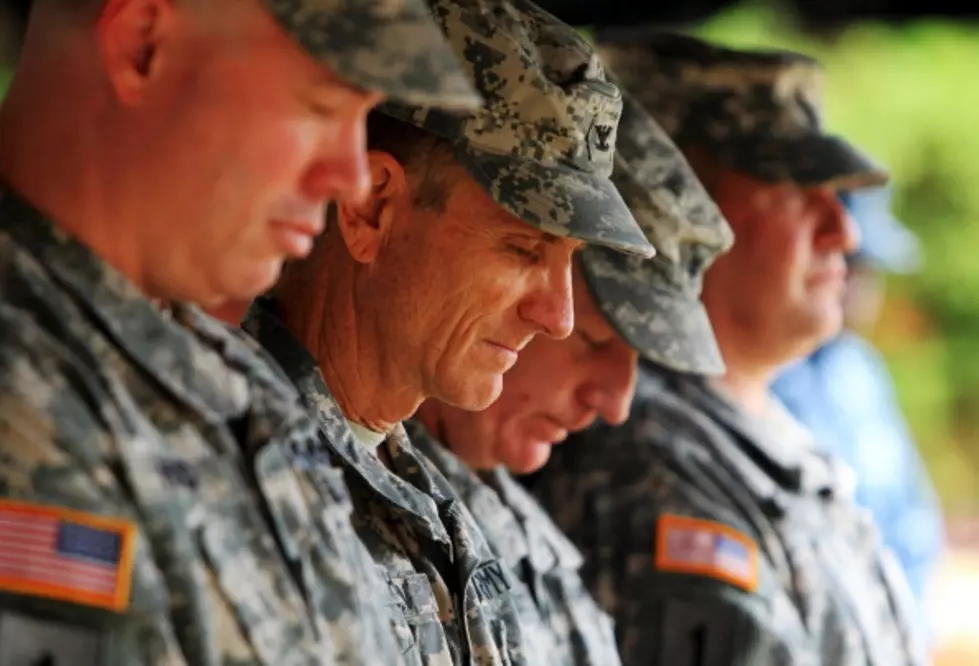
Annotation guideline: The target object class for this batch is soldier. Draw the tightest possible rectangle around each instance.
[408,89,732,666]
[527,33,927,666]
[772,185,944,645]
[0,0,478,664]
[243,0,654,663]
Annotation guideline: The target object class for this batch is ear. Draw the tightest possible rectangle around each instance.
[335,152,410,264]
[96,0,177,105]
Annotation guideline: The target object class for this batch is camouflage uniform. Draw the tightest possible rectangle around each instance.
[530,367,926,666]
[407,420,621,666]
[0,2,479,664]
[245,301,531,665]
[242,1,654,663]
[395,67,735,666]
[0,195,401,666]
[526,32,923,666]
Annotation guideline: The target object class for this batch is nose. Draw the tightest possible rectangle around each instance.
[302,91,383,206]
[577,344,639,426]
[517,259,575,340]
[818,193,861,255]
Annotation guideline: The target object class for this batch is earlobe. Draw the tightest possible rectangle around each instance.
[335,153,408,264]
[96,0,173,105]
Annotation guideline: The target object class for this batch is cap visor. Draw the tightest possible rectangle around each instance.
[727,133,889,190]
[457,146,655,258]
[581,247,725,375]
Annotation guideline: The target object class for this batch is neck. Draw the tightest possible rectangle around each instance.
[709,320,779,417]
[0,54,148,296]
[209,300,252,326]
[278,249,423,433]
[713,366,773,416]
[413,401,443,438]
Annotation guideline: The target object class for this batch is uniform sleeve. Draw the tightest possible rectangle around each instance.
[0,389,184,666]
[532,430,809,666]
[611,557,775,666]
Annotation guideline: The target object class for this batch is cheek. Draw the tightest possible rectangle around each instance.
[514,339,577,388]
[726,233,799,291]
[194,64,321,192]
[436,261,527,347]
[240,118,321,193]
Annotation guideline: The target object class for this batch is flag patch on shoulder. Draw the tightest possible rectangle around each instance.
[654,514,758,592]
[0,500,137,611]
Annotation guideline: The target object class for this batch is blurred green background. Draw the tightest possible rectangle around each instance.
[0,2,976,510]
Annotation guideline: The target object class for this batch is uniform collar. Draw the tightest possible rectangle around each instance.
[244,298,452,545]
[0,189,272,422]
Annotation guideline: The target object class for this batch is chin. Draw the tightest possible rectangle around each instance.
[222,259,285,303]
[440,373,504,412]
[789,309,843,359]
[501,439,553,475]
[814,306,845,343]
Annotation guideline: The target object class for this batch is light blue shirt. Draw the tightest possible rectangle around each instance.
[772,332,944,639]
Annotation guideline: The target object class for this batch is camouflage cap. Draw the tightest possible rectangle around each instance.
[595,31,888,190]
[267,0,481,110]
[580,89,733,375]
[376,0,654,258]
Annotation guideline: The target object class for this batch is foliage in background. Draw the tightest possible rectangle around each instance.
[692,2,979,509]
[0,2,977,507]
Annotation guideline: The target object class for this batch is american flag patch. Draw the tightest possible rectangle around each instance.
[654,514,758,592]
[0,500,136,611]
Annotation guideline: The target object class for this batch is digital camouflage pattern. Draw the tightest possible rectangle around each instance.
[244,300,537,666]
[0,191,404,665]
[526,362,928,666]
[378,0,654,258]
[595,32,888,190]
[773,332,945,644]
[407,419,622,666]
[267,0,480,109]
[579,88,732,375]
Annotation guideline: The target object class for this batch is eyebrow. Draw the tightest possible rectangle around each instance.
[541,232,585,251]
[502,226,585,252]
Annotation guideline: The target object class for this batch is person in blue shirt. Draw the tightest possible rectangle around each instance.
[772,186,945,639]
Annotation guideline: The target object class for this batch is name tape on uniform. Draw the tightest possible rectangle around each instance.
[654,514,758,592]
[0,500,136,612]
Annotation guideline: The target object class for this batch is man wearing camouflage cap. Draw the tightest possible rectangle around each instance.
[0,0,477,663]
[773,186,944,647]
[244,0,652,662]
[405,90,731,666]
[527,32,927,666]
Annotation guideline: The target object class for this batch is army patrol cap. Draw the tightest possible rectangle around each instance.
[581,90,733,375]
[378,0,655,258]
[595,31,888,190]
[267,0,481,109]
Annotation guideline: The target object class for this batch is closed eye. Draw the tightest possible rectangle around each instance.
[506,242,543,264]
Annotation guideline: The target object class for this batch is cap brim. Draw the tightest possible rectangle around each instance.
[270,0,481,110]
[580,248,725,375]
[722,132,889,190]
[457,146,655,258]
